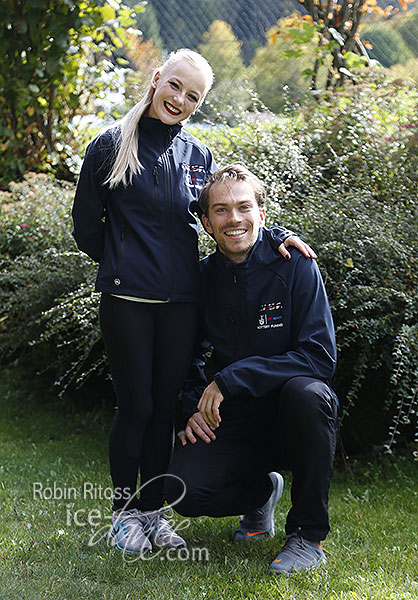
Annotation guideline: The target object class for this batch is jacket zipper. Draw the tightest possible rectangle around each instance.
[230,269,242,356]
[162,128,174,301]
[153,165,159,208]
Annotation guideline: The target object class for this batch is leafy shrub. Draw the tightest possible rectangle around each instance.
[189,101,318,207]
[279,186,418,455]
[1,70,417,455]
[0,250,97,358]
[294,69,418,206]
[0,173,75,257]
[32,284,105,395]
[389,56,418,86]
[0,173,103,392]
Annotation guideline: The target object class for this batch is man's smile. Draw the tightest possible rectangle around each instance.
[224,228,247,238]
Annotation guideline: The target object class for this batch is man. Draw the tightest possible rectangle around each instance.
[165,164,339,574]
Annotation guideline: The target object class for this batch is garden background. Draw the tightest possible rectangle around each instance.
[0,1,417,598]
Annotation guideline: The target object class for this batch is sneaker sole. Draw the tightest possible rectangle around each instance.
[267,472,284,536]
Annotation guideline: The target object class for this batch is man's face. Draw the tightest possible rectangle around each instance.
[202,180,266,263]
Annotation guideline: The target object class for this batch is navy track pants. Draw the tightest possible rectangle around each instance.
[166,376,339,541]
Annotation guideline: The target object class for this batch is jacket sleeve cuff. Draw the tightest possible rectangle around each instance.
[264,225,296,247]
[214,372,231,400]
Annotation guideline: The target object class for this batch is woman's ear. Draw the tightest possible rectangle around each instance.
[151,70,160,89]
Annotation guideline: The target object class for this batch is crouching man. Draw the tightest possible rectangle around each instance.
[166,164,339,574]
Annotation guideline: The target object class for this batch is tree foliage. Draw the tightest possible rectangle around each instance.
[124,36,162,102]
[0,0,144,188]
[248,22,315,112]
[270,0,416,91]
[198,20,250,119]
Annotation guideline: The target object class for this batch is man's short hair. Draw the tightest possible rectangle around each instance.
[199,164,266,216]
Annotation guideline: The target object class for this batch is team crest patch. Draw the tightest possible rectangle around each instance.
[257,301,283,329]
[183,164,207,189]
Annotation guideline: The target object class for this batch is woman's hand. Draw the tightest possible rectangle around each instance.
[278,235,317,260]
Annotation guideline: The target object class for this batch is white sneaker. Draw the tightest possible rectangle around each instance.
[142,507,186,549]
[108,508,152,554]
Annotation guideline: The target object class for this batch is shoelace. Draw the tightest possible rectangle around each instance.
[113,509,143,535]
[144,506,174,531]
[281,533,318,558]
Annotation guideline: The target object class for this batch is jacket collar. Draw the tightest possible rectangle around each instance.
[139,115,182,144]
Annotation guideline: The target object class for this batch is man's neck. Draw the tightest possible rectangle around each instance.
[218,249,251,264]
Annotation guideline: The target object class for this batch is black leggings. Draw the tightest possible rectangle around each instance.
[166,377,338,541]
[99,293,198,512]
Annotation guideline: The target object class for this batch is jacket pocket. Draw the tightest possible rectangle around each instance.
[115,223,127,276]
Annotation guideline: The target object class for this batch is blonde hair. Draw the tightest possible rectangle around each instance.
[105,49,213,189]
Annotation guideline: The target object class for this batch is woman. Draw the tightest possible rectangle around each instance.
[72,48,312,555]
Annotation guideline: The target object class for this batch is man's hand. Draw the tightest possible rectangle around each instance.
[179,412,217,446]
[278,235,317,260]
[197,380,224,429]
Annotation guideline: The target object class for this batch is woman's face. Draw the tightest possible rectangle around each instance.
[147,60,208,125]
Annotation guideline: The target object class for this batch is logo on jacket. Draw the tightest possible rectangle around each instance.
[257,301,283,330]
[183,164,206,189]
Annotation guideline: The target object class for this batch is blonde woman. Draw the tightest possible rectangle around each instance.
[72,49,313,555]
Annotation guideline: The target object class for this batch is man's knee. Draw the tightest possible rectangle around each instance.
[280,377,338,423]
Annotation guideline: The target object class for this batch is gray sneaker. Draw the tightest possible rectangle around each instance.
[108,508,152,554]
[233,472,284,542]
[269,532,326,574]
[142,507,187,550]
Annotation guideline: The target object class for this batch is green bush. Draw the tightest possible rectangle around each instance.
[1,70,417,455]
[0,173,75,257]
[294,70,418,205]
[32,284,105,395]
[0,250,97,358]
[0,174,103,392]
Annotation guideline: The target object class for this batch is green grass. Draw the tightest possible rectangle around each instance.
[0,363,417,600]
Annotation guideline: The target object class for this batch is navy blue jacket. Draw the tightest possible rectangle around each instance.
[182,228,337,419]
[72,116,217,302]
[72,117,293,302]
